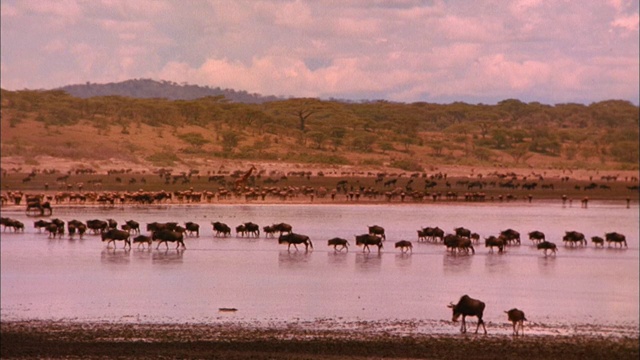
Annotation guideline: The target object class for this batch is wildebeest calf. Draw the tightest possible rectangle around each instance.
[394,240,412,253]
[132,235,153,249]
[505,308,527,335]
[591,236,604,248]
[327,237,349,252]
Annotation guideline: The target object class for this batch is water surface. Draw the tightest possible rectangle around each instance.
[1,202,638,335]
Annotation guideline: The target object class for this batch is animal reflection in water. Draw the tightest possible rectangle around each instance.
[152,248,185,264]
[100,248,130,265]
[448,294,487,334]
[278,233,313,252]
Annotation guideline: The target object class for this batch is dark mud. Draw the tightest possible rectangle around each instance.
[1,320,638,359]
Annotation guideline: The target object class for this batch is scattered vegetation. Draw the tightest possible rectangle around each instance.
[1,87,638,172]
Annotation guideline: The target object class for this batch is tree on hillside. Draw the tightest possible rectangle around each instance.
[221,131,240,154]
[507,144,532,164]
[177,132,210,152]
[285,98,325,132]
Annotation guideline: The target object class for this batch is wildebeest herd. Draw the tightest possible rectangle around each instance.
[1,216,629,256]
[0,216,632,336]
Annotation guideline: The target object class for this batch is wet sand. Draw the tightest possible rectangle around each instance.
[1,320,638,359]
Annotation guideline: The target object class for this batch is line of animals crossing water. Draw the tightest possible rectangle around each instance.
[0,216,632,336]
[1,217,629,255]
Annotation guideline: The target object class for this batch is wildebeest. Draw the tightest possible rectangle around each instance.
[33,219,51,233]
[87,219,108,234]
[67,219,86,239]
[327,237,349,252]
[418,226,444,242]
[278,233,313,251]
[132,235,153,249]
[272,222,293,235]
[528,230,545,244]
[447,295,487,334]
[45,223,60,238]
[184,222,200,237]
[146,222,178,233]
[563,231,586,246]
[537,241,557,256]
[395,240,413,253]
[355,234,383,253]
[500,229,521,245]
[1,217,23,232]
[106,218,118,229]
[505,308,527,335]
[101,229,131,249]
[605,232,627,248]
[591,236,605,247]
[125,220,140,233]
[367,225,386,241]
[211,221,231,237]
[1,218,24,232]
[485,236,505,253]
[431,227,445,242]
[444,234,475,254]
[243,222,260,237]
[152,230,186,250]
[263,225,277,237]
[26,200,53,216]
[235,224,246,237]
[417,228,430,242]
[454,227,471,239]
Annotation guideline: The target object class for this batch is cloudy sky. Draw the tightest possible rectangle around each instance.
[1,0,638,105]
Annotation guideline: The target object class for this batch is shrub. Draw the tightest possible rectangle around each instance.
[390,159,423,172]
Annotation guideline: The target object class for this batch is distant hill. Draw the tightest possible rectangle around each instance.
[55,78,283,104]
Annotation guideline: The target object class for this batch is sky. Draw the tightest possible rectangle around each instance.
[1,0,638,105]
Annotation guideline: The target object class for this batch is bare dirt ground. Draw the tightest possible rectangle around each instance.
[1,320,638,360]
[2,155,638,181]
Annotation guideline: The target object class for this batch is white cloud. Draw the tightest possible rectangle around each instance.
[612,14,639,31]
[1,0,638,104]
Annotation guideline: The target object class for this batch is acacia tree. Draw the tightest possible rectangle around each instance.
[285,98,324,132]
[177,132,210,152]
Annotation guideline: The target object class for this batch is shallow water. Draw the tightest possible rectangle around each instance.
[1,202,638,335]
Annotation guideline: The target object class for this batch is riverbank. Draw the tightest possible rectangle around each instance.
[1,320,638,360]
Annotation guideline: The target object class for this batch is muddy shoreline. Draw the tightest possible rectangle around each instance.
[1,320,638,359]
